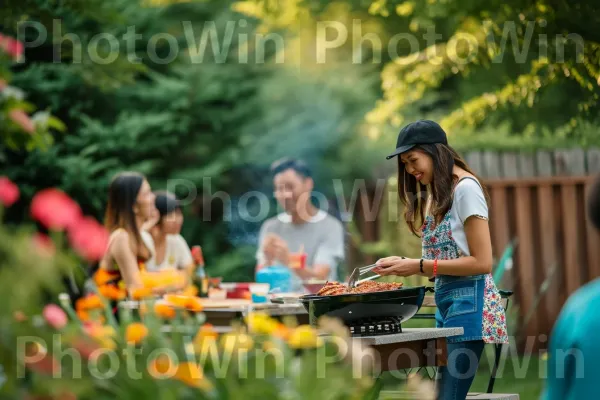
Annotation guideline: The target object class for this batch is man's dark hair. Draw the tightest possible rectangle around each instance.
[588,174,600,230]
[270,158,312,179]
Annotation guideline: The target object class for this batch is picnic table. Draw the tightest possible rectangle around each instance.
[199,297,461,370]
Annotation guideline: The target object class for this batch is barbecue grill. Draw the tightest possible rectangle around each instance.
[299,286,434,336]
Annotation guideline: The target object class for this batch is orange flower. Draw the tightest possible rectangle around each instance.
[98,285,126,301]
[125,322,149,344]
[140,272,160,289]
[272,323,291,340]
[164,294,203,311]
[77,310,90,321]
[195,324,219,340]
[94,267,115,286]
[193,324,219,354]
[14,310,27,322]
[75,294,104,312]
[138,302,148,316]
[148,353,177,378]
[154,303,176,319]
[130,287,153,300]
[164,294,189,309]
[173,362,212,390]
[185,297,203,312]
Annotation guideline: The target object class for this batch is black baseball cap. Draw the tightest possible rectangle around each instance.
[386,120,448,160]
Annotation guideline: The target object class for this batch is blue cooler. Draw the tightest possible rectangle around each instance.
[256,265,293,293]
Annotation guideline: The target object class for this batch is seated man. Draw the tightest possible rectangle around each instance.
[255,158,345,287]
[542,174,600,400]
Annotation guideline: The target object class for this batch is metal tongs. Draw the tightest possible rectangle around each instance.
[346,263,380,289]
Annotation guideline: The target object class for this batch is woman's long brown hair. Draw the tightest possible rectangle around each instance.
[398,143,489,236]
[104,172,152,260]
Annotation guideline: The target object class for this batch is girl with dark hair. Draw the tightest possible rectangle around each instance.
[373,120,508,400]
[146,191,194,274]
[96,172,156,291]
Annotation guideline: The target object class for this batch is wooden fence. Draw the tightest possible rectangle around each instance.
[466,149,600,346]
[352,148,600,349]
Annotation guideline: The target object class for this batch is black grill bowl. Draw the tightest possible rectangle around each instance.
[299,286,427,325]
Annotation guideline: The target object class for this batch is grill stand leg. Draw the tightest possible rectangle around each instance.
[487,343,503,393]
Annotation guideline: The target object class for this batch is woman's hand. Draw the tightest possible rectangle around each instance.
[142,209,160,231]
[372,256,420,277]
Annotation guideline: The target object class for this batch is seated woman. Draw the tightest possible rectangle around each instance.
[145,191,194,276]
[95,172,156,292]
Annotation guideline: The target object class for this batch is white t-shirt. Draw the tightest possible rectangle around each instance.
[256,210,345,283]
[448,177,489,256]
[143,233,194,271]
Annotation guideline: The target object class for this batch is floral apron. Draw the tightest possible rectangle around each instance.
[422,212,508,344]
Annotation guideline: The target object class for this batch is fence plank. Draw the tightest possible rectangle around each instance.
[537,185,561,328]
[561,184,583,296]
[489,186,511,257]
[518,152,536,178]
[536,151,553,177]
[587,149,600,174]
[482,151,501,179]
[554,149,586,176]
[501,152,519,178]
[514,186,538,340]
[466,151,484,177]
[585,182,600,279]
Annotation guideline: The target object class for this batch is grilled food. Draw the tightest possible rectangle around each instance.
[316,280,403,296]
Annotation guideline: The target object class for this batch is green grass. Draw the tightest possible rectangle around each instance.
[377,317,545,399]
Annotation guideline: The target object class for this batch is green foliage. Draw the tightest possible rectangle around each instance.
[2,0,382,280]
[363,0,600,143]
[0,199,380,399]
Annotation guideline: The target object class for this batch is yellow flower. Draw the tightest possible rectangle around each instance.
[173,362,212,391]
[85,324,116,349]
[125,322,149,344]
[262,340,278,352]
[193,324,220,354]
[96,335,117,350]
[247,312,279,335]
[164,294,203,311]
[194,336,218,355]
[288,325,323,349]
[220,333,254,354]
[182,285,198,297]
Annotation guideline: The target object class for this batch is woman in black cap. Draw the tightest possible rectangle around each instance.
[146,191,194,274]
[373,120,508,400]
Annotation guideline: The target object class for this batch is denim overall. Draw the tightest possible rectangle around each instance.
[421,178,508,400]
